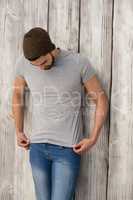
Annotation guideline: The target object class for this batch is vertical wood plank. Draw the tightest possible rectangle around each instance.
[75,1,113,199]
[0,0,24,199]
[107,0,133,199]
[48,0,80,51]
[6,1,49,200]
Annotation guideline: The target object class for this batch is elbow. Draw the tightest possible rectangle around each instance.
[96,91,109,115]
[104,92,109,113]
[11,93,24,120]
[101,93,109,117]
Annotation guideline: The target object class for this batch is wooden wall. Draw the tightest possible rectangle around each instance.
[0,0,132,199]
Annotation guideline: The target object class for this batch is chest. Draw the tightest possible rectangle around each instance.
[25,63,81,94]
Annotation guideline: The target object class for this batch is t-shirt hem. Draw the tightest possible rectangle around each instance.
[29,138,75,148]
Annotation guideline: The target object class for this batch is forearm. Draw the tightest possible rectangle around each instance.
[89,92,109,141]
[12,95,24,135]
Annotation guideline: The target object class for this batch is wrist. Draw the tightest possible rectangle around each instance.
[16,130,24,135]
[88,132,98,143]
[90,127,100,138]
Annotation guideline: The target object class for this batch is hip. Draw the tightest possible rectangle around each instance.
[29,142,81,167]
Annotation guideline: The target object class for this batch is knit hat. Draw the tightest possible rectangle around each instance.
[23,27,56,61]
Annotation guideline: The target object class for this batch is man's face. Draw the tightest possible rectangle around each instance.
[30,52,54,70]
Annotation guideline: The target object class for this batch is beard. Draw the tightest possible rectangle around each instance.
[43,64,53,70]
[43,53,55,70]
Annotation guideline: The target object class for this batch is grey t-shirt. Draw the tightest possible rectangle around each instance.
[14,49,96,147]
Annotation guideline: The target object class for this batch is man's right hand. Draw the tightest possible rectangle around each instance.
[16,132,30,150]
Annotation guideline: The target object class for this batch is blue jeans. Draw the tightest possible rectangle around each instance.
[29,142,81,200]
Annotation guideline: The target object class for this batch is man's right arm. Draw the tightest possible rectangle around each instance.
[12,76,30,149]
[12,77,26,133]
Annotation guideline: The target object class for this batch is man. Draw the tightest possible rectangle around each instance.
[12,27,109,200]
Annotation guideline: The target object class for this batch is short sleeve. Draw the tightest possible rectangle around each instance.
[14,56,25,79]
[80,56,96,84]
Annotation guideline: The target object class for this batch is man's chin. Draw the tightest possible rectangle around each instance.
[43,65,53,70]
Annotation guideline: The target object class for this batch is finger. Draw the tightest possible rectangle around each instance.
[18,144,28,148]
[20,145,29,150]
[73,148,81,154]
[18,142,30,147]
[24,143,30,148]
[24,146,29,150]
[73,147,82,153]
[18,137,30,143]
[21,135,29,141]
[22,141,30,145]
[27,138,30,143]
[18,138,26,143]
[19,133,29,140]
[73,142,82,147]
[74,143,82,149]
[74,149,82,154]
[74,150,83,155]
[18,136,27,142]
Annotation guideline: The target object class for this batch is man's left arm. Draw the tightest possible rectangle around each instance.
[73,75,109,154]
[84,75,109,141]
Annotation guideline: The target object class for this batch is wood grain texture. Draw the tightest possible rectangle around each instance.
[0,0,133,199]
[48,0,80,51]
[75,0,113,200]
[107,0,133,199]
[0,0,23,199]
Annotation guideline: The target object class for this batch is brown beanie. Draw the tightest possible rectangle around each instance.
[23,27,56,61]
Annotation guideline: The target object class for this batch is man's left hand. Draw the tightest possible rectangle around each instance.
[73,138,97,155]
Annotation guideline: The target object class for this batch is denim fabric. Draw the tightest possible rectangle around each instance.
[29,142,81,200]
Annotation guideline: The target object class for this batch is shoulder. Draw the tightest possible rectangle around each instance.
[14,54,29,85]
[59,49,81,67]
[15,54,28,68]
[57,49,96,76]
[61,49,92,67]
